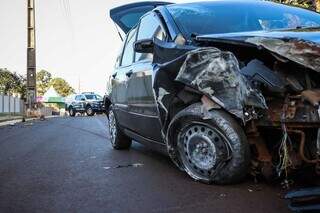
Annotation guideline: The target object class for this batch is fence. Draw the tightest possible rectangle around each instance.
[0,94,25,115]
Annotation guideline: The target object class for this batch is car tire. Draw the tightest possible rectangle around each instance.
[86,105,95,116]
[69,107,76,117]
[108,108,132,150]
[169,104,250,184]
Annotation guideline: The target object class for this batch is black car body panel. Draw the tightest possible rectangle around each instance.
[108,0,320,182]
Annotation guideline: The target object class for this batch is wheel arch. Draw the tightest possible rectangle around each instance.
[104,95,112,116]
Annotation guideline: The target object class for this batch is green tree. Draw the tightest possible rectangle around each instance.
[316,0,320,12]
[14,74,27,99]
[36,70,52,96]
[50,77,75,97]
[0,68,15,94]
[272,0,318,10]
[0,68,26,98]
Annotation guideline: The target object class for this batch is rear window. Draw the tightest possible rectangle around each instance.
[120,12,146,30]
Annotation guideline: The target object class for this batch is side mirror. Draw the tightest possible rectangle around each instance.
[81,98,86,101]
[134,39,154,53]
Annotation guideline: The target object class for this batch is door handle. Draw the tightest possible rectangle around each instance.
[126,70,133,78]
[112,73,117,78]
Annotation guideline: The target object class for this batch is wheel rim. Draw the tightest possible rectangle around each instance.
[108,111,116,145]
[70,109,73,115]
[87,107,93,115]
[178,123,230,179]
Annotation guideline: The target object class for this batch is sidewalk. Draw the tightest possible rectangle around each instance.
[0,115,23,123]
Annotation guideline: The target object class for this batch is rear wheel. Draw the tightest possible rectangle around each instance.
[86,106,95,116]
[108,108,131,150]
[170,104,250,184]
[69,107,76,117]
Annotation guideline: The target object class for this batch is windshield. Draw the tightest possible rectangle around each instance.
[84,94,101,100]
[167,1,320,37]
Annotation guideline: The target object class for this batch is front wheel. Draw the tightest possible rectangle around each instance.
[169,104,250,184]
[108,108,131,150]
[69,107,76,117]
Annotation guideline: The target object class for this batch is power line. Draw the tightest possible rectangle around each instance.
[60,0,75,43]
[66,0,72,19]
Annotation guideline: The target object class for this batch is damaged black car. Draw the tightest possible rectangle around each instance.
[106,0,320,184]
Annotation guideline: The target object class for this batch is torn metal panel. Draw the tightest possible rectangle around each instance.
[152,39,196,126]
[201,95,221,111]
[246,37,320,72]
[157,87,170,114]
[174,48,267,120]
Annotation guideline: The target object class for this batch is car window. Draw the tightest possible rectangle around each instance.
[75,95,81,101]
[121,28,137,67]
[85,94,100,100]
[135,13,166,62]
[115,40,126,68]
[119,11,149,31]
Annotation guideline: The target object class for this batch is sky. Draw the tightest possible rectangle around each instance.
[0,0,189,95]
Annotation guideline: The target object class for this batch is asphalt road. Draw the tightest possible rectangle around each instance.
[0,116,291,213]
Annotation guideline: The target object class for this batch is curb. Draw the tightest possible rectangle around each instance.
[0,115,59,127]
[0,117,23,123]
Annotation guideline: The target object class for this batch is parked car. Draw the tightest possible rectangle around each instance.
[106,1,320,184]
[67,92,104,116]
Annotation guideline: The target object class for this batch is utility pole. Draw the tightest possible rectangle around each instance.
[27,0,37,110]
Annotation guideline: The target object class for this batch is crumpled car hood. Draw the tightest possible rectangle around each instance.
[197,29,320,72]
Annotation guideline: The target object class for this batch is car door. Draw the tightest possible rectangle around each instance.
[125,12,168,142]
[110,28,138,129]
[109,2,172,138]
[72,95,82,111]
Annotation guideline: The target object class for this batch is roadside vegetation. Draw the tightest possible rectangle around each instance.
[0,68,75,98]
[36,70,75,97]
[272,0,320,11]
[0,68,26,98]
